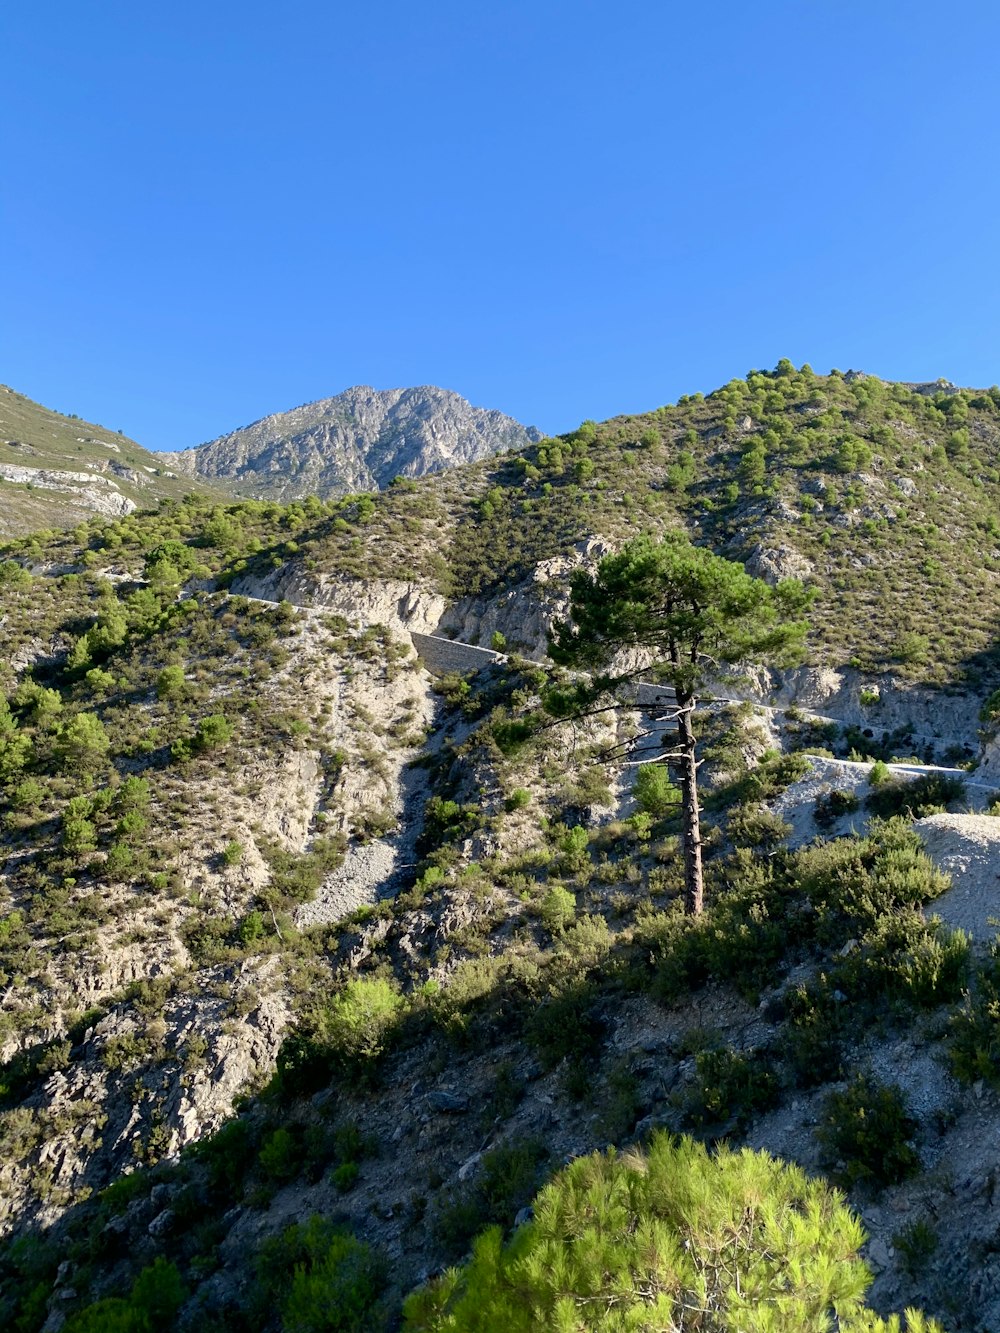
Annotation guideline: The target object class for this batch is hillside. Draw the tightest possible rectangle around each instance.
[0,385,216,537]
[3,363,1000,1330]
[161,385,543,500]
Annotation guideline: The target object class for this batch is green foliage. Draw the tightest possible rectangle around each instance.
[259,1127,300,1182]
[865,773,965,820]
[65,1257,186,1332]
[0,560,31,589]
[868,760,892,786]
[332,1160,359,1192]
[503,786,531,812]
[222,839,244,866]
[254,1216,386,1333]
[948,938,1000,1087]
[191,712,234,754]
[893,1218,938,1278]
[538,885,576,934]
[433,1138,548,1260]
[404,1132,939,1331]
[420,796,482,854]
[680,1046,780,1131]
[816,1076,920,1190]
[155,665,187,700]
[551,532,814,695]
[814,788,861,829]
[315,976,405,1068]
[525,983,604,1071]
[633,763,681,816]
[57,712,110,771]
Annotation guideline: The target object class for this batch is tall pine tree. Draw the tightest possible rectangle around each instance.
[550,533,813,914]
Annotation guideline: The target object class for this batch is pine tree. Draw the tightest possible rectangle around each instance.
[550,533,812,913]
[403,1132,941,1331]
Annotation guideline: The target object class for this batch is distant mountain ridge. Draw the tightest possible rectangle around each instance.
[160,385,542,500]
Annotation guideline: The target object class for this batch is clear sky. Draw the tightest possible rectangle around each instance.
[4,1,1000,450]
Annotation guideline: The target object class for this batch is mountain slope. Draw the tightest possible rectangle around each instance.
[0,385,215,537]
[3,363,1000,1330]
[234,363,1000,698]
[161,385,542,500]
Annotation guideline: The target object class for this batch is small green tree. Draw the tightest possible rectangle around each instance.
[551,533,812,913]
[634,763,681,816]
[155,665,187,701]
[192,713,233,753]
[403,1133,941,1332]
[318,976,405,1067]
[58,712,111,772]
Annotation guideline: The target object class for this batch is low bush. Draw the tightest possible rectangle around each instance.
[253,1216,387,1333]
[865,773,966,820]
[816,1075,920,1190]
[64,1257,186,1332]
[538,885,576,934]
[317,976,406,1068]
[433,1138,548,1260]
[814,788,860,829]
[680,1045,779,1131]
[948,940,1000,1086]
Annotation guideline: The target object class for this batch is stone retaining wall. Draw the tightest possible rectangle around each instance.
[410,631,678,712]
[409,632,502,675]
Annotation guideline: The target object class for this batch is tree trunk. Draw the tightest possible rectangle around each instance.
[674,689,703,915]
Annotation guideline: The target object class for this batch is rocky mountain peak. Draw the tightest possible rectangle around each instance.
[160,384,542,500]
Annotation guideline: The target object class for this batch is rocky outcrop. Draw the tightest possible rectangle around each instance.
[162,386,542,500]
[744,541,814,584]
[735,664,982,756]
[0,463,137,517]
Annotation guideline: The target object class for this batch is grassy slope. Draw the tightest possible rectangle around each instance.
[0,384,221,536]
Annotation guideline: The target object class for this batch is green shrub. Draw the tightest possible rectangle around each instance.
[332,1160,359,1192]
[155,665,187,700]
[259,1127,299,1182]
[254,1216,386,1333]
[9,777,45,812]
[680,1046,780,1130]
[539,885,576,934]
[868,760,891,786]
[65,1257,187,1332]
[835,916,970,1011]
[781,982,845,1088]
[893,1217,938,1278]
[0,560,31,589]
[191,1117,256,1200]
[192,712,234,754]
[222,840,244,866]
[795,820,950,942]
[814,788,860,828]
[948,940,1000,1086]
[503,787,531,812]
[865,773,966,819]
[634,764,681,816]
[404,1133,941,1331]
[433,1138,548,1260]
[726,803,791,848]
[816,1075,920,1190]
[58,712,110,771]
[525,983,604,1071]
[317,976,405,1068]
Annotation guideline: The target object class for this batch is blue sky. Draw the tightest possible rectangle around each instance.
[3,2,1000,450]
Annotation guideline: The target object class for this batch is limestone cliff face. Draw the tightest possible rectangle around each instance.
[162,385,542,499]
